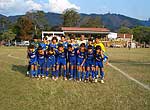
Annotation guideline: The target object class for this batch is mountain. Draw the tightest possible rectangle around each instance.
[0,12,150,31]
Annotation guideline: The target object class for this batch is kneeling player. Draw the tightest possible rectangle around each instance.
[46,47,56,80]
[27,45,38,78]
[95,46,105,83]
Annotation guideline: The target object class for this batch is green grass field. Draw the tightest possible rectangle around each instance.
[0,47,150,110]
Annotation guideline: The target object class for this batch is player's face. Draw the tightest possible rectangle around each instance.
[48,50,53,54]
[96,49,100,53]
[88,41,92,45]
[34,39,38,42]
[88,49,92,53]
[58,47,64,51]
[81,35,85,41]
[52,39,57,44]
[43,39,47,43]
[95,38,99,43]
[80,47,85,51]
[61,37,65,41]
[29,48,33,52]
[38,50,43,54]
[71,38,75,42]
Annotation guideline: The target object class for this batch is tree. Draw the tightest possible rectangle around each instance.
[62,8,80,27]
[0,17,10,32]
[14,16,33,40]
[0,29,16,45]
[118,27,133,34]
[80,16,103,27]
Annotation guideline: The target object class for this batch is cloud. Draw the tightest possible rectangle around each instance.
[49,0,80,13]
[0,0,80,16]
[0,0,43,16]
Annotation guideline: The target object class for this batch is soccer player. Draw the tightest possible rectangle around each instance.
[94,36,108,65]
[45,47,56,80]
[49,37,58,50]
[95,46,105,83]
[27,45,37,78]
[39,37,49,51]
[77,43,86,81]
[56,44,67,80]
[59,35,68,50]
[85,45,95,82]
[37,46,46,79]
[67,44,77,80]
[69,35,79,49]
[86,38,94,49]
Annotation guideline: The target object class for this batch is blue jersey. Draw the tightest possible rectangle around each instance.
[56,50,67,59]
[60,41,68,49]
[49,43,58,50]
[31,41,39,50]
[77,50,86,59]
[46,51,56,67]
[28,50,37,65]
[70,43,79,49]
[86,50,95,61]
[39,42,49,51]
[68,49,77,60]
[95,52,103,62]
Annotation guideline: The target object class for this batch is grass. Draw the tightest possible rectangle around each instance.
[0,47,150,110]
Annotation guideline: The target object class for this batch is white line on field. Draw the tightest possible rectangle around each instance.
[109,63,150,91]
[8,54,26,61]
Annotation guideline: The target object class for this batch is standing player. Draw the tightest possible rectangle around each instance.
[69,35,79,49]
[85,45,95,82]
[67,44,77,80]
[56,44,67,80]
[77,43,86,81]
[59,35,68,50]
[37,46,46,79]
[45,47,56,80]
[95,46,105,83]
[49,37,58,50]
[39,37,49,51]
[27,45,38,78]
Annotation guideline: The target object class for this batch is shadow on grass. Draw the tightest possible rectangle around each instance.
[12,64,27,75]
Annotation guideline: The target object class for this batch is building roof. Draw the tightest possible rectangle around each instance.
[117,34,133,39]
[60,27,110,34]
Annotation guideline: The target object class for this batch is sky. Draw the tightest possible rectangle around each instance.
[0,0,149,20]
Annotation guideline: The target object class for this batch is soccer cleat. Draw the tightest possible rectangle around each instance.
[45,77,49,80]
[69,78,73,80]
[79,79,81,81]
[64,77,67,81]
[101,80,104,84]
[52,76,55,80]
[95,79,98,83]
[26,71,29,75]
[55,77,58,81]
[38,75,41,78]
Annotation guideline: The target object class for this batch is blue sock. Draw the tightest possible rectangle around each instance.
[56,70,59,77]
[30,70,34,77]
[35,70,38,76]
[86,71,89,79]
[64,70,66,77]
[70,69,73,78]
[41,69,44,76]
[73,69,76,79]
[52,71,55,77]
[38,68,41,76]
[46,71,49,77]
[92,70,95,79]
[78,71,81,79]
[95,71,98,78]
[81,72,85,80]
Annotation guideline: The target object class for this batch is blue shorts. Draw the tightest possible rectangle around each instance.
[29,58,37,65]
[86,59,95,67]
[46,60,56,68]
[77,58,85,66]
[95,61,103,68]
[69,57,76,66]
[38,59,45,67]
[57,57,66,65]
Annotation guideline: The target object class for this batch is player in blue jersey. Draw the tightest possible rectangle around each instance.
[69,35,79,49]
[45,47,56,80]
[56,44,67,80]
[37,46,46,79]
[77,43,86,81]
[86,38,94,50]
[95,46,105,83]
[39,37,49,51]
[85,45,95,82]
[59,35,68,50]
[67,44,77,80]
[27,45,37,78]
[49,37,58,50]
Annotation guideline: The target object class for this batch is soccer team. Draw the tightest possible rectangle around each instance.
[27,35,108,83]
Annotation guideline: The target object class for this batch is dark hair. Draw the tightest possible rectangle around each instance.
[88,38,93,42]
[88,45,93,49]
[38,46,43,50]
[96,46,101,50]
[68,44,72,48]
[33,35,38,39]
[52,37,58,42]
[43,36,47,40]
[28,45,34,49]
[70,35,75,39]
[58,44,63,48]
[80,43,85,47]
[95,36,99,39]
[48,47,54,51]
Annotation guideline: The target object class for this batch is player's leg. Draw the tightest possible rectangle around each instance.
[100,67,105,83]
[73,65,76,80]
[69,64,74,80]
[52,66,55,80]
[81,66,85,81]
[63,65,67,80]
[30,65,35,78]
